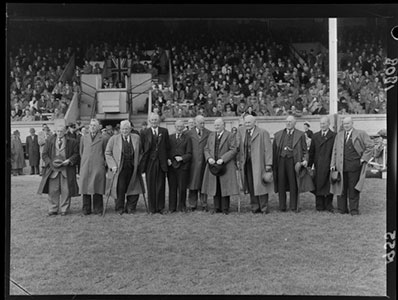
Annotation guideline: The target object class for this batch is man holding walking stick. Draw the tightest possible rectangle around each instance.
[105,120,144,215]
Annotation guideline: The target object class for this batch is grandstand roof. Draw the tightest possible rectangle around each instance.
[6,4,398,20]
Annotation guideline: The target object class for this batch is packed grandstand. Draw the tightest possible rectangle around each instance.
[9,19,388,123]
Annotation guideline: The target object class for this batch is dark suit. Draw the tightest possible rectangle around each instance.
[168,132,192,212]
[308,129,336,211]
[26,134,40,174]
[273,128,308,211]
[141,127,170,214]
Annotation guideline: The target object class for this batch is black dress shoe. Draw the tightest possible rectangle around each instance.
[48,212,57,216]
[117,210,124,215]
[223,211,229,215]
[83,211,91,215]
[60,212,67,216]
[202,207,209,212]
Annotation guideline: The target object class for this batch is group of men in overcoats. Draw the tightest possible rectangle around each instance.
[37,113,374,217]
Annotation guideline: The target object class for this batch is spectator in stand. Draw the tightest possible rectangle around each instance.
[21,108,36,121]
[92,63,102,74]
[236,100,247,116]
[223,104,236,117]
[11,109,21,121]
[52,81,64,100]
[50,108,64,120]
[82,60,93,74]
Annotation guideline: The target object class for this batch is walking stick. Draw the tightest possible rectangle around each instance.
[138,172,149,214]
[102,171,116,217]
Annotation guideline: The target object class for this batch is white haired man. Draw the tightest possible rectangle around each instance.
[330,116,374,215]
[140,113,170,214]
[105,120,143,215]
[308,116,336,212]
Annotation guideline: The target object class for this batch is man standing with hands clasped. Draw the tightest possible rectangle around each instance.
[201,118,239,215]
[37,122,79,216]
[141,113,170,214]
[105,120,143,215]
[330,116,373,215]
[237,115,273,214]
[273,115,308,212]
[167,119,193,213]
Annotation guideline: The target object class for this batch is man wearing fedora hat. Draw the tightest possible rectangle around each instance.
[26,127,40,175]
[330,117,374,215]
[201,118,239,214]
[237,115,273,214]
[167,119,192,213]
[308,116,337,212]
[273,115,308,212]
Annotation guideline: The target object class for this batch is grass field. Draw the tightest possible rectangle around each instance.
[8,173,387,296]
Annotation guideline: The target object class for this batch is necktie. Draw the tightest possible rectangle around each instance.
[218,133,222,140]
[322,131,326,137]
[198,130,202,137]
[177,133,180,140]
[247,129,251,136]
[58,139,62,149]
[345,131,350,142]
[153,129,157,136]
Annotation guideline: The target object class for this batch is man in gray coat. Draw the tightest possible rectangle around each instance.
[187,115,211,212]
[237,115,273,214]
[79,119,110,215]
[330,116,374,215]
[201,118,239,214]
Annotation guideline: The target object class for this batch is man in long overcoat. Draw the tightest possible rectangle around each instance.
[26,128,40,175]
[11,130,26,176]
[237,115,273,214]
[330,116,374,215]
[201,118,239,214]
[140,113,170,214]
[273,115,308,212]
[167,119,192,212]
[308,116,336,212]
[37,123,79,216]
[38,125,53,175]
[187,115,211,211]
[79,119,110,215]
[105,120,143,215]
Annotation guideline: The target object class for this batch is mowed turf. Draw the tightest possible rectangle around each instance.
[9,174,386,296]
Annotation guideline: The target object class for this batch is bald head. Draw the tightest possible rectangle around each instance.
[244,114,256,130]
[342,116,353,132]
[285,115,296,130]
[214,118,225,133]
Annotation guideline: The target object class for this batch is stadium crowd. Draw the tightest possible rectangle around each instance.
[9,20,388,122]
